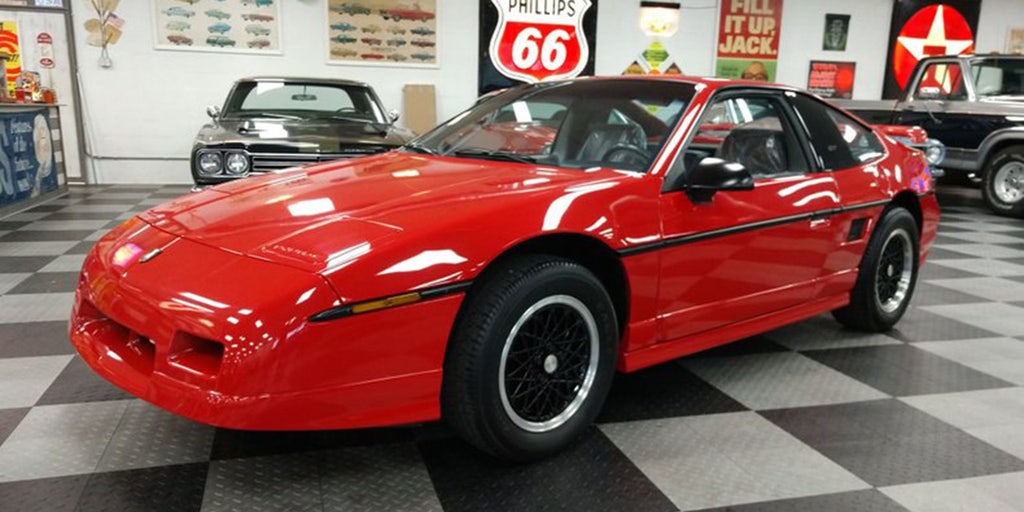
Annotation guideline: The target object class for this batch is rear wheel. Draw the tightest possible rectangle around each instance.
[833,207,919,332]
[982,145,1024,218]
[442,255,618,461]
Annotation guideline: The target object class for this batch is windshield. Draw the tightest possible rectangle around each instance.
[972,58,1024,98]
[223,81,386,122]
[411,79,696,172]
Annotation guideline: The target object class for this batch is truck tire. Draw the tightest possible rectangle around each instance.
[982,145,1024,218]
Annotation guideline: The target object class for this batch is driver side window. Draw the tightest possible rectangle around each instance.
[683,96,807,179]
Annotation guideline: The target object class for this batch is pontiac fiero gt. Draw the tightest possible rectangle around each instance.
[71,77,938,461]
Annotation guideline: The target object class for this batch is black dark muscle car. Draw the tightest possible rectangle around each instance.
[191,77,414,187]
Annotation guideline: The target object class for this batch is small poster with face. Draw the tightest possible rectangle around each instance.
[823,14,850,51]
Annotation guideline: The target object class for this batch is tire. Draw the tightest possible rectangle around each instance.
[442,254,618,461]
[981,145,1024,218]
[832,207,919,332]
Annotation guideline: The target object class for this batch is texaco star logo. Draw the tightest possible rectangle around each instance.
[892,4,975,92]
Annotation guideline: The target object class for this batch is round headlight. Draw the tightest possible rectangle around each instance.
[225,152,250,175]
[925,140,945,167]
[198,152,222,175]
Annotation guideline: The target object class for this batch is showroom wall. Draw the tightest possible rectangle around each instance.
[72,0,1024,184]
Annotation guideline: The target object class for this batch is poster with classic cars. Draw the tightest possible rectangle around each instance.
[153,0,282,54]
[326,0,437,67]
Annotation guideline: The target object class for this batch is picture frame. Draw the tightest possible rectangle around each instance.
[325,0,439,69]
[153,0,283,55]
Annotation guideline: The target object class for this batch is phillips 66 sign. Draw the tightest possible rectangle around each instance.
[488,0,593,83]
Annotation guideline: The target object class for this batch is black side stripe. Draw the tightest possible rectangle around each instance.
[619,199,890,257]
[309,280,474,322]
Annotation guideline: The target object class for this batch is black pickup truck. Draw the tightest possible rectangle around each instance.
[835,54,1024,218]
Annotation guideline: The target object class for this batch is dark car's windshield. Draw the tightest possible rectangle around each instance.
[223,81,387,123]
[410,79,696,172]
[972,58,1024,98]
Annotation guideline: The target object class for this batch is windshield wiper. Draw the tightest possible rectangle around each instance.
[234,112,303,120]
[450,149,538,164]
[403,142,438,155]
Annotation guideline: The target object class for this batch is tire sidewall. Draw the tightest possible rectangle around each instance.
[475,264,618,458]
[982,148,1024,216]
[865,209,920,327]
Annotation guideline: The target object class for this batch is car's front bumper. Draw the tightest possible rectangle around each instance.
[70,222,464,430]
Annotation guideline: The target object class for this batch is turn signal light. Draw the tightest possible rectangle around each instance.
[350,292,422,314]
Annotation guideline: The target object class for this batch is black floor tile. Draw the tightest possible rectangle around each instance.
[762,400,1024,486]
[210,425,416,460]
[0,407,28,445]
[35,357,133,405]
[596,362,747,424]
[0,321,74,357]
[936,224,972,234]
[0,256,59,273]
[695,489,909,512]
[918,263,983,280]
[63,241,97,255]
[689,334,789,358]
[419,428,676,512]
[0,474,88,512]
[923,246,971,261]
[0,230,97,242]
[26,203,66,213]
[0,221,30,231]
[910,282,990,306]
[890,307,1000,342]
[6,272,79,294]
[804,344,1013,396]
[75,463,208,512]
[75,199,142,205]
[43,212,121,221]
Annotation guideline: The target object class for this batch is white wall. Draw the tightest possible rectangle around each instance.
[72,0,1024,184]
[71,0,478,184]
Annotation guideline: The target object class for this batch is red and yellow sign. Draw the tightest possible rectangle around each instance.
[892,4,974,91]
[714,0,783,82]
[0,21,21,96]
[488,0,592,83]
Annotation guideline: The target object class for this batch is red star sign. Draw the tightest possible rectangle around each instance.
[892,4,975,92]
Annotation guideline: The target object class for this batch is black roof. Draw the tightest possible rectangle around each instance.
[236,76,372,88]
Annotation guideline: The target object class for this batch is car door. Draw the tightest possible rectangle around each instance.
[657,91,841,342]
[893,59,984,151]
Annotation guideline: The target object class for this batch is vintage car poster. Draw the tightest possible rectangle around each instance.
[326,0,438,67]
[0,109,57,207]
[807,61,856,99]
[477,0,598,94]
[715,0,783,82]
[153,0,282,54]
[881,0,980,99]
[822,13,849,51]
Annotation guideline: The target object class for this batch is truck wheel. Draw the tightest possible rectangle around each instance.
[982,145,1024,218]
[442,254,618,461]
[832,207,919,332]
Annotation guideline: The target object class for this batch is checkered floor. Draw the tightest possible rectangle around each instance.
[2,184,1024,511]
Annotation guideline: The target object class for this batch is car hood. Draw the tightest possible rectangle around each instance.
[141,152,626,273]
[197,118,413,152]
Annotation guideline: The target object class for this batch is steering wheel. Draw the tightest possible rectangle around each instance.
[602,144,649,167]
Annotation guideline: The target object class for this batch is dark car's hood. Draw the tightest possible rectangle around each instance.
[141,152,632,273]
[196,117,413,152]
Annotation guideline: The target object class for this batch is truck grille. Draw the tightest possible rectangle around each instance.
[250,152,374,173]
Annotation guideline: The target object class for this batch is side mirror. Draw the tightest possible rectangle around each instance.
[388,109,400,123]
[916,86,941,100]
[206,105,221,119]
[685,157,754,203]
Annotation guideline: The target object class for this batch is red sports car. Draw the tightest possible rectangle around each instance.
[71,77,938,461]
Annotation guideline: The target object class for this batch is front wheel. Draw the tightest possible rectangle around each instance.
[982,146,1024,218]
[833,207,919,332]
[442,255,618,461]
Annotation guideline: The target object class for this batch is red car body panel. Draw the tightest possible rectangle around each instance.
[71,77,939,430]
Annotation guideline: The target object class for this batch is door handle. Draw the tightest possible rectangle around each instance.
[809,210,831,228]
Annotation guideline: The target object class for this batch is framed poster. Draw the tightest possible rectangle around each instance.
[154,0,282,54]
[822,14,849,51]
[0,109,58,207]
[326,0,437,68]
[715,0,783,82]
[807,61,856,99]
[881,0,980,99]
